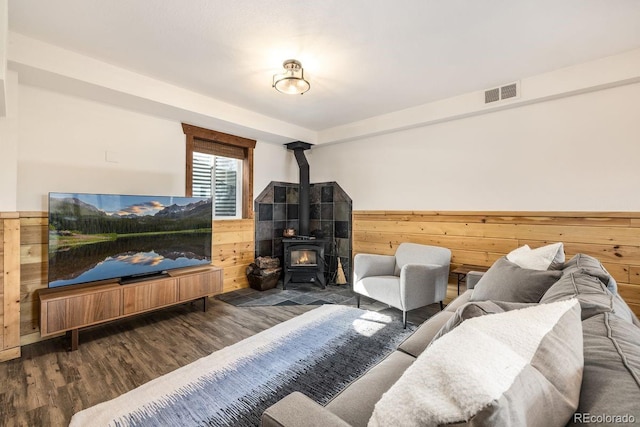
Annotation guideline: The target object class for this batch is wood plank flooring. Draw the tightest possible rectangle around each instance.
[0,297,440,426]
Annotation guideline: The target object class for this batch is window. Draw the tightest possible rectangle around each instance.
[183,124,256,219]
[192,152,242,217]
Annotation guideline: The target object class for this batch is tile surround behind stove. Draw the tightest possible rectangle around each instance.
[254,181,353,284]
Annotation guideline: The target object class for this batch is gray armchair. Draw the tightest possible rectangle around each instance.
[353,243,451,327]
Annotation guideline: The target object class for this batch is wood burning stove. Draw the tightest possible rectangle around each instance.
[283,237,327,289]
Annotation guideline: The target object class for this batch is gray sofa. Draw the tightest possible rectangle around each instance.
[262,253,640,426]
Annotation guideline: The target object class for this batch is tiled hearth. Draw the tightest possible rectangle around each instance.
[254,181,352,285]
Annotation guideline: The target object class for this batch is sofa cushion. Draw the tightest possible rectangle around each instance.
[397,290,473,358]
[506,242,565,270]
[562,253,617,292]
[397,311,454,358]
[470,257,562,303]
[567,313,640,425]
[613,292,640,326]
[444,289,473,312]
[369,299,583,427]
[325,350,415,427]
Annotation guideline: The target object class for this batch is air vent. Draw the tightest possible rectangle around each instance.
[484,88,500,104]
[484,81,520,104]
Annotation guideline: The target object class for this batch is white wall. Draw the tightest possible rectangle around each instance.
[310,82,640,211]
[254,143,299,197]
[0,0,7,117]
[16,84,297,211]
[15,75,640,213]
[0,69,17,211]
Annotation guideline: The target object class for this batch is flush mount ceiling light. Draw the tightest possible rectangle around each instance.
[272,59,310,95]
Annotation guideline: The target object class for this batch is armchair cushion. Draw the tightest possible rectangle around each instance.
[355,276,402,308]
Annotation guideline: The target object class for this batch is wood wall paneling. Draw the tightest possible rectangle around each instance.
[212,219,253,293]
[1,216,21,362]
[353,211,640,316]
[16,210,640,348]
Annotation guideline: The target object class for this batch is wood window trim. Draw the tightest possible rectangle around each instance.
[182,123,256,219]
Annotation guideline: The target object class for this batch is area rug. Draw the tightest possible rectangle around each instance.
[69,305,416,427]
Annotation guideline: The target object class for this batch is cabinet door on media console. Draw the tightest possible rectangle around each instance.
[122,278,178,315]
[177,268,223,301]
[42,287,121,336]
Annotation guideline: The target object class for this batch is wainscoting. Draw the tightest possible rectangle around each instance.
[18,212,254,345]
[0,213,21,361]
[353,211,640,316]
[12,210,640,347]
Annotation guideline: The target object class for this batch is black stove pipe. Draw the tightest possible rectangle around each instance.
[285,141,313,237]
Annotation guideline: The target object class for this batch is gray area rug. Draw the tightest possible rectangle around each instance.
[69,305,416,427]
[216,282,357,307]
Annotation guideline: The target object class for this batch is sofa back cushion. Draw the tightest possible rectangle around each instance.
[540,272,614,320]
[369,299,584,427]
[562,253,617,292]
[567,313,640,425]
[470,257,562,303]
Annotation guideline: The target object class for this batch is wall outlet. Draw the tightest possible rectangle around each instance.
[105,150,120,163]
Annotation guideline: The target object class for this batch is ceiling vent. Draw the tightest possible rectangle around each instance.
[484,81,520,104]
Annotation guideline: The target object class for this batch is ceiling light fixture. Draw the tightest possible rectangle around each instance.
[272,59,310,95]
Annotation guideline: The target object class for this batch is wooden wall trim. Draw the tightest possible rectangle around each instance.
[355,210,640,219]
[353,210,640,316]
[181,123,257,149]
[1,217,21,361]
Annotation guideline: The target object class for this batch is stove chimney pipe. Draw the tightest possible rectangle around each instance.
[285,141,312,237]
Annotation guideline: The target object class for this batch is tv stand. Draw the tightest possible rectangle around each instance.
[39,265,223,351]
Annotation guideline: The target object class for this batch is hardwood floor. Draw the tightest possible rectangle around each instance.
[0,297,440,426]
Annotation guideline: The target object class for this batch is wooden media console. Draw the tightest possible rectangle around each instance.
[39,265,223,350]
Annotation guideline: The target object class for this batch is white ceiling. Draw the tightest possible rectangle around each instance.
[8,0,640,132]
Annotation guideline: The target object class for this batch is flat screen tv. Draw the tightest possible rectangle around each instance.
[48,192,213,288]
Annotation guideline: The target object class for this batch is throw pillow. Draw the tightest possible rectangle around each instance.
[507,242,565,270]
[470,257,562,303]
[429,300,536,344]
[369,299,583,427]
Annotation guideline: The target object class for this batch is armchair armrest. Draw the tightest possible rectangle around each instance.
[400,264,450,309]
[353,253,396,282]
[466,271,485,289]
[262,392,351,427]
